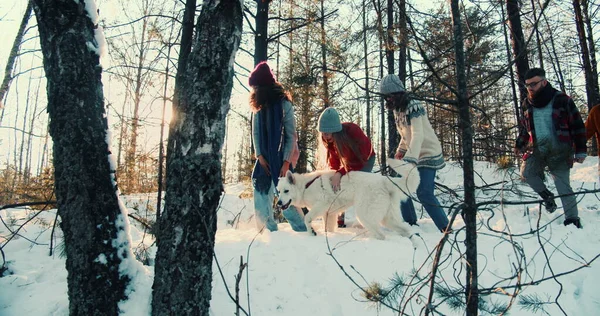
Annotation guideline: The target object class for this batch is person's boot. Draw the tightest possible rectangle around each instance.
[538,189,557,213]
[337,213,346,228]
[564,217,583,229]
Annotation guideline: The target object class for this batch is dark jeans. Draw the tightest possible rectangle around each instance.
[400,167,449,231]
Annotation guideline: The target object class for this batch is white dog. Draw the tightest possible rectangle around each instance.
[276,159,419,243]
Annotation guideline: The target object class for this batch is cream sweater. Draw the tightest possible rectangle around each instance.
[394,99,445,169]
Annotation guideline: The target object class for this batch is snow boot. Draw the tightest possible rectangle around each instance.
[538,189,557,213]
[564,217,582,229]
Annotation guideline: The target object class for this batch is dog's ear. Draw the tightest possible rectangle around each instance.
[286,170,295,184]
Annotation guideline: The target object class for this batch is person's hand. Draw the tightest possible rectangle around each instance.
[257,155,270,176]
[394,151,405,160]
[575,156,586,163]
[330,171,342,192]
[279,161,290,177]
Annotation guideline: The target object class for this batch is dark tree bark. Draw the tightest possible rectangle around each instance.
[500,3,521,124]
[151,0,242,315]
[581,0,600,155]
[386,0,399,161]
[581,0,598,95]
[506,0,529,102]
[374,0,387,173]
[573,0,600,109]
[32,1,131,315]
[362,0,371,138]
[176,0,197,90]
[530,0,544,68]
[254,0,270,65]
[0,0,33,109]
[449,0,478,314]
[320,0,330,108]
[397,0,407,85]
[161,0,197,218]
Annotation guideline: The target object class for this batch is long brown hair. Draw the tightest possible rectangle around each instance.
[321,125,366,170]
[385,91,412,112]
[249,82,292,113]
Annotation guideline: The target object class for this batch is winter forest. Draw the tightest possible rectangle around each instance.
[1,0,600,315]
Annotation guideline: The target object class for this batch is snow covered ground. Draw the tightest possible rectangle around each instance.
[1,159,600,315]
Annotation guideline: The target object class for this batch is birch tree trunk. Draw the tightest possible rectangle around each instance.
[151,0,242,314]
[32,0,132,314]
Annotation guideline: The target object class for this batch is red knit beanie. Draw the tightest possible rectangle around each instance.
[248,61,276,86]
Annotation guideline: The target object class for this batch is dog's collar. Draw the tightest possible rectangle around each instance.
[305,175,322,189]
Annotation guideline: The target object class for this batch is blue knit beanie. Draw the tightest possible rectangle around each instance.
[318,108,342,133]
[379,74,405,95]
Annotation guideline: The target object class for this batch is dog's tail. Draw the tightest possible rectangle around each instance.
[386,158,420,198]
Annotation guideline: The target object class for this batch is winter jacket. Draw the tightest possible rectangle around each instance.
[393,99,445,170]
[515,90,587,167]
[325,122,375,176]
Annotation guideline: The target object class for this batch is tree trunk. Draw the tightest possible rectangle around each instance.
[573,0,600,109]
[375,0,386,173]
[166,0,196,174]
[539,3,567,91]
[362,0,371,138]
[397,0,407,85]
[25,77,42,184]
[125,14,150,194]
[19,73,33,179]
[151,0,242,314]
[530,0,544,68]
[500,2,522,125]
[320,0,330,108]
[254,0,270,65]
[582,0,599,155]
[32,1,131,314]
[386,0,399,160]
[450,0,478,314]
[506,0,530,103]
[0,0,33,110]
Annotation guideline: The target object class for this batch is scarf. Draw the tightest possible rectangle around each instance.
[528,82,557,108]
[252,100,285,194]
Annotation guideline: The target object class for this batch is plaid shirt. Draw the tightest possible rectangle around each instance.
[515,92,587,166]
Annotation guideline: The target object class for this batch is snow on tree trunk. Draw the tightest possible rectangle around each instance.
[151,0,242,315]
[32,0,131,315]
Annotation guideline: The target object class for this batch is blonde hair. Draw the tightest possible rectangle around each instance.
[320,125,366,171]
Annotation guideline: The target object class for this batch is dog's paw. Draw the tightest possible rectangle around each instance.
[409,233,421,249]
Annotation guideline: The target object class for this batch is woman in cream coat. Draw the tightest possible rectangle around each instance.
[380,74,450,232]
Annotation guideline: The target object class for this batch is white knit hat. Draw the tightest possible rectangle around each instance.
[380,74,406,95]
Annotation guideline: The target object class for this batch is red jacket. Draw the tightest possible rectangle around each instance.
[325,122,375,175]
